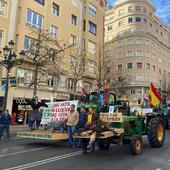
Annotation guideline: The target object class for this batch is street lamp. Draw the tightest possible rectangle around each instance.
[0,40,26,112]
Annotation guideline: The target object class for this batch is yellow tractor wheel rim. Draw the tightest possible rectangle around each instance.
[135,139,142,152]
[157,122,164,142]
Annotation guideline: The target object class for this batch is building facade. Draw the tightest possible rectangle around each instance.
[105,0,170,104]
[0,0,106,113]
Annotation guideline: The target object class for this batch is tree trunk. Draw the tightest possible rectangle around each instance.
[2,69,10,112]
[73,80,77,100]
[33,65,38,96]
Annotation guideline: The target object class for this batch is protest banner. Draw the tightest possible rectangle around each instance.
[41,100,78,124]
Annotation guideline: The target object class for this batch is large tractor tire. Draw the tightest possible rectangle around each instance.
[98,139,110,150]
[148,117,165,148]
[130,136,142,155]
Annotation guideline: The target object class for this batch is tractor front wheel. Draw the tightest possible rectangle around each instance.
[130,136,142,155]
[148,117,165,147]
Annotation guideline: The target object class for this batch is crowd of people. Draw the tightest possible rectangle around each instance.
[0,96,108,149]
[48,104,108,150]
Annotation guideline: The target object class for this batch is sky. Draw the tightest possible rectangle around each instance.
[107,0,170,25]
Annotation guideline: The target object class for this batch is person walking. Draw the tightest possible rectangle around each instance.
[0,110,11,140]
[67,104,79,147]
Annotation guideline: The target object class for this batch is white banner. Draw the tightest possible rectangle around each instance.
[41,100,78,125]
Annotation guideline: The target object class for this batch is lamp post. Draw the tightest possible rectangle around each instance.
[0,40,26,112]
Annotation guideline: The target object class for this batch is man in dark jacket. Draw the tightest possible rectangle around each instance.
[0,110,11,139]
[26,96,48,130]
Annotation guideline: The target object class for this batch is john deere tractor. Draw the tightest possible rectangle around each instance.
[74,93,165,155]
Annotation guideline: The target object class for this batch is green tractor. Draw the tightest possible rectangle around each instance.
[74,93,165,155]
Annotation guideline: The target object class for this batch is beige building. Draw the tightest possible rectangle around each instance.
[0,0,106,113]
[105,0,170,104]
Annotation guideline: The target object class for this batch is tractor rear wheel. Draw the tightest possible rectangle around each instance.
[130,136,142,155]
[148,117,165,147]
[98,139,110,150]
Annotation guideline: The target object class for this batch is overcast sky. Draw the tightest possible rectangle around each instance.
[107,0,170,25]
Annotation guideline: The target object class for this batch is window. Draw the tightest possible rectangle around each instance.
[34,0,44,5]
[26,9,43,29]
[127,63,133,69]
[128,17,133,23]
[0,0,7,16]
[136,50,143,56]
[89,3,96,17]
[118,41,123,47]
[50,25,58,38]
[126,50,134,57]
[88,22,96,35]
[67,78,75,90]
[137,62,142,69]
[0,29,4,47]
[143,7,146,13]
[118,52,123,59]
[52,3,59,16]
[71,14,77,25]
[127,38,133,45]
[131,89,135,94]
[152,65,155,71]
[47,75,54,87]
[145,39,149,45]
[118,77,122,81]
[17,68,34,84]
[145,63,150,69]
[83,82,92,90]
[135,38,143,44]
[143,18,147,23]
[118,64,122,70]
[87,61,96,73]
[135,6,141,11]
[136,17,141,22]
[118,20,124,26]
[70,34,77,46]
[119,9,125,16]
[83,20,86,31]
[107,25,112,31]
[24,36,35,50]
[128,6,133,12]
[88,41,96,54]
[136,75,144,81]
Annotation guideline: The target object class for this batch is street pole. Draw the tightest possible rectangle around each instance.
[0,40,26,113]
[2,68,10,112]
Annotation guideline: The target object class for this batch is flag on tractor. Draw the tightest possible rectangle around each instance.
[79,83,87,95]
[148,82,161,107]
[104,79,110,105]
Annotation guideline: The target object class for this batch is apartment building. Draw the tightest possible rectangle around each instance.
[105,0,170,104]
[0,0,106,113]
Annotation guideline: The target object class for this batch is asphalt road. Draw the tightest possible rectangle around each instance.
[0,132,170,170]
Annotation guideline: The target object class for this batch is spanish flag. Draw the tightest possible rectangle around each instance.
[148,82,161,108]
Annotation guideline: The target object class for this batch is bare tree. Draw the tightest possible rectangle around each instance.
[25,28,71,96]
[95,53,112,91]
[68,48,87,99]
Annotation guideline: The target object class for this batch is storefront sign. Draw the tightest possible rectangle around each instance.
[16,98,27,105]
[41,100,78,124]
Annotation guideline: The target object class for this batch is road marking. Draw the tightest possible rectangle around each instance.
[0,147,50,158]
[4,151,82,170]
